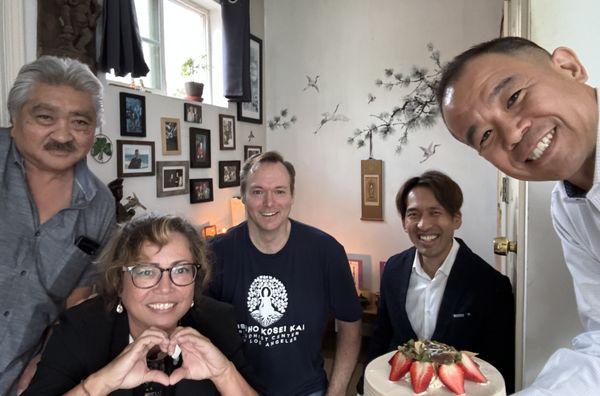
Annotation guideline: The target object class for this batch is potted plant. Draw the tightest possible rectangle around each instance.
[181,55,208,101]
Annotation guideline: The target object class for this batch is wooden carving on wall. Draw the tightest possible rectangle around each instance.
[37,0,102,71]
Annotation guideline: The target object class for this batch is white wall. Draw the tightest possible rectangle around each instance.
[264,0,502,290]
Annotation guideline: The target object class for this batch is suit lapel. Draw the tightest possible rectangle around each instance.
[432,239,471,339]
[396,248,418,340]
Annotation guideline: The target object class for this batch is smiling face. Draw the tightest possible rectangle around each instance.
[442,49,598,187]
[243,161,294,238]
[403,186,461,267]
[120,232,195,338]
[11,83,96,174]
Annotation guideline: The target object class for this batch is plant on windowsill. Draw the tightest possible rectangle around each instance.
[181,55,208,102]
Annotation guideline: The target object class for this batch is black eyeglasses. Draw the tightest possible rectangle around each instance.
[122,262,200,289]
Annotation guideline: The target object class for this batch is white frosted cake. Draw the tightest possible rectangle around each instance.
[364,340,506,396]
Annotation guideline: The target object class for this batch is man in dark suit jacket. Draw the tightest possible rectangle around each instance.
[363,170,515,393]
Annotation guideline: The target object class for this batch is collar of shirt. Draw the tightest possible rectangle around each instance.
[411,238,460,281]
[9,136,98,206]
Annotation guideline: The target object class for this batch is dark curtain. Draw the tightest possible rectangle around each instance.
[222,0,250,101]
[98,0,149,77]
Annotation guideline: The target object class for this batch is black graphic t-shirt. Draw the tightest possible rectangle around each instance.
[208,220,362,396]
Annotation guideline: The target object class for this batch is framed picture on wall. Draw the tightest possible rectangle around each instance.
[189,128,211,168]
[237,34,263,124]
[190,178,213,204]
[218,160,241,188]
[116,140,155,177]
[244,145,262,161]
[184,103,202,123]
[161,117,181,155]
[202,225,217,239]
[348,258,363,293]
[119,92,146,137]
[156,161,189,197]
[219,114,236,150]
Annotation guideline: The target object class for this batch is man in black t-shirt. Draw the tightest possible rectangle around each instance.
[208,151,362,396]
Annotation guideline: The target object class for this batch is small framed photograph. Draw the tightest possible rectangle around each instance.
[237,35,263,124]
[202,225,217,239]
[120,92,146,137]
[116,140,155,177]
[348,258,363,292]
[190,178,213,204]
[219,114,236,150]
[156,161,189,197]
[184,103,202,123]
[218,160,241,188]
[161,117,181,155]
[244,145,262,161]
[189,128,211,168]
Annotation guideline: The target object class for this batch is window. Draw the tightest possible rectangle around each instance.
[106,0,221,105]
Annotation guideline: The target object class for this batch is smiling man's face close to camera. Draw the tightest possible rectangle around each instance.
[441,48,598,190]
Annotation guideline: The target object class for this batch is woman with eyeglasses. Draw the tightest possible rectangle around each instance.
[24,214,258,396]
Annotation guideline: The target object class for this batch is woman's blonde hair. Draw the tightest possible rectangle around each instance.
[96,213,211,310]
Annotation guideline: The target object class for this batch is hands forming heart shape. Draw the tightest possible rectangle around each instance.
[92,326,234,393]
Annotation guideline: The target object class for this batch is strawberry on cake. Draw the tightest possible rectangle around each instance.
[364,340,506,396]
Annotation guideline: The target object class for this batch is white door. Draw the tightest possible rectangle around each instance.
[502,0,583,390]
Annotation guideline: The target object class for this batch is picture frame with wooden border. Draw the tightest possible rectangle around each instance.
[119,92,146,137]
[161,117,181,155]
[190,178,213,204]
[116,140,155,177]
[237,34,263,124]
[219,114,236,150]
[189,128,211,168]
[218,160,241,188]
[243,145,262,161]
[156,161,189,197]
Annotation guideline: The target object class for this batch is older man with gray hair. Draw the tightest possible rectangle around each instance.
[0,56,115,395]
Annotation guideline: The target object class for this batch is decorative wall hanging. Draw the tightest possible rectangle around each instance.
[244,145,262,161]
[419,142,441,163]
[303,75,320,93]
[161,117,181,155]
[120,92,146,137]
[116,140,155,177]
[367,93,376,104]
[189,128,211,168]
[190,178,214,204]
[219,160,241,188]
[247,131,255,142]
[237,35,263,124]
[184,103,202,123]
[268,108,297,130]
[313,103,349,134]
[349,44,443,154]
[91,133,112,163]
[37,0,101,71]
[108,178,147,223]
[219,114,236,150]
[361,159,383,221]
[156,161,189,197]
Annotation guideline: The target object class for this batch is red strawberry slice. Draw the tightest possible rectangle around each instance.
[409,361,434,393]
[388,350,413,381]
[438,363,465,395]
[458,352,487,383]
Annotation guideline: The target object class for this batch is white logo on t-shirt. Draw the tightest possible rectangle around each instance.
[247,275,288,327]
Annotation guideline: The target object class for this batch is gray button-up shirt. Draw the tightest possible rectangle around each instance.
[0,128,116,394]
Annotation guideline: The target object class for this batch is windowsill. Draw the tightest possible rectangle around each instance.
[106,81,229,110]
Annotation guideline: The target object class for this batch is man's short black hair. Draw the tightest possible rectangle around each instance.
[436,36,551,113]
[396,170,463,220]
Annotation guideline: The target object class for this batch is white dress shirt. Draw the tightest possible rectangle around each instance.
[406,238,460,340]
